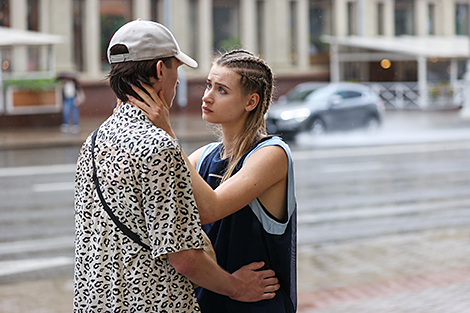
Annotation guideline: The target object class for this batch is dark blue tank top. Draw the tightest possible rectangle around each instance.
[195,137,297,313]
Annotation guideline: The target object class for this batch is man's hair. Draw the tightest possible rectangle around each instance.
[107,44,173,102]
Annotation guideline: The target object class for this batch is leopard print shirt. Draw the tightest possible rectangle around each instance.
[74,103,204,312]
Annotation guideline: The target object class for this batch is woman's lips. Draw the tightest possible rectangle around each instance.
[202,105,212,114]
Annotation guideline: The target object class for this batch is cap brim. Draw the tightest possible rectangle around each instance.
[175,51,198,69]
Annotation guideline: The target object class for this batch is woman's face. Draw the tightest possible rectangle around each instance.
[201,64,253,126]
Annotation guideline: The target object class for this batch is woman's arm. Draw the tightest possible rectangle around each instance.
[186,144,288,224]
[128,84,288,224]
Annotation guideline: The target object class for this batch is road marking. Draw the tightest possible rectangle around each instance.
[0,236,74,255]
[292,141,470,160]
[298,198,470,224]
[0,164,76,177]
[33,182,75,192]
[0,257,74,277]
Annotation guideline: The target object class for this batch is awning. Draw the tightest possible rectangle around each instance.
[321,35,470,108]
[322,35,470,59]
[0,27,64,46]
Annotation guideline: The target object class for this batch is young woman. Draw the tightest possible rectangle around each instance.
[128,49,297,313]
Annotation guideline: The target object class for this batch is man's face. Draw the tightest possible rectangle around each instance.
[161,58,183,107]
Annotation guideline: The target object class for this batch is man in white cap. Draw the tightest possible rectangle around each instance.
[73,20,279,312]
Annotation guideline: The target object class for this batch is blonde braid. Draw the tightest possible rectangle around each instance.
[214,49,275,183]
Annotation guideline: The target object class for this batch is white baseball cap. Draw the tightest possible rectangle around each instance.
[107,19,198,68]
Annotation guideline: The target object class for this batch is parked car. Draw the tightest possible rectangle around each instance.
[266,82,385,138]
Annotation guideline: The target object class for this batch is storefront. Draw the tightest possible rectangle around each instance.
[322,35,470,110]
[0,27,64,128]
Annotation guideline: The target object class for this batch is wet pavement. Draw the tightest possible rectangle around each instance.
[1,109,470,312]
[297,228,470,313]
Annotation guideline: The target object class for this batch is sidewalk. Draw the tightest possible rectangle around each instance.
[1,227,468,312]
[297,227,470,313]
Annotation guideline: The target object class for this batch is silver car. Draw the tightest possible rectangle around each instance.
[266,82,385,138]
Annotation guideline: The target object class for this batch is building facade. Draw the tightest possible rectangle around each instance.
[1,0,469,117]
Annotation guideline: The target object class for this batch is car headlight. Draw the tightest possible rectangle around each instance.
[280,108,311,122]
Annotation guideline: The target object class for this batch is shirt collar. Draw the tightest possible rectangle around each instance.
[115,102,153,124]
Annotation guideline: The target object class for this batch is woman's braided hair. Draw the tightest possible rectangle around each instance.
[215,49,274,183]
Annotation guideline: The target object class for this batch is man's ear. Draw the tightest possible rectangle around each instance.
[155,60,164,80]
[246,93,260,112]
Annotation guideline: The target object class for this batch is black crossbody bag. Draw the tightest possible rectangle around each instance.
[91,128,150,250]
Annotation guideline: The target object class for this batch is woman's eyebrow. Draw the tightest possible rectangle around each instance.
[207,78,231,90]
[215,82,231,90]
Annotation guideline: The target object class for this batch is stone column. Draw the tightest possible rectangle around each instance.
[265,0,290,71]
[240,0,256,52]
[415,0,427,36]
[39,0,51,72]
[440,0,453,36]
[84,0,101,77]
[171,0,190,52]
[133,0,151,20]
[296,0,309,70]
[383,0,394,37]
[198,0,213,73]
[10,0,28,73]
[47,0,74,72]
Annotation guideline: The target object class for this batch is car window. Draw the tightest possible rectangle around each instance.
[304,86,331,102]
[336,91,363,99]
[286,89,316,102]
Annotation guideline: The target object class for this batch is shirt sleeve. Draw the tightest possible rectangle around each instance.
[142,146,204,259]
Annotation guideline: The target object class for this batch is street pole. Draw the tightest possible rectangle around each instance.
[461,0,470,119]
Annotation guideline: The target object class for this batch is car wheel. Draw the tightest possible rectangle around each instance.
[364,115,380,132]
[308,118,326,136]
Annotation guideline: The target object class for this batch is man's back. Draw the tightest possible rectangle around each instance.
[74,103,204,312]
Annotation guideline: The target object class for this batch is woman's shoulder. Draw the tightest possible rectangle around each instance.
[189,142,220,168]
[244,136,292,163]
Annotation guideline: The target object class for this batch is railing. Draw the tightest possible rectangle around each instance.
[364,81,463,110]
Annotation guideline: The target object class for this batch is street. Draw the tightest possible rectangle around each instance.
[0,111,469,312]
[295,140,470,244]
[0,147,78,285]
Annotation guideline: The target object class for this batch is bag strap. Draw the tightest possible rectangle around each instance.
[91,128,150,250]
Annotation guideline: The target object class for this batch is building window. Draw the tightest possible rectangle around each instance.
[256,0,265,56]
[347,1,357,36]
[0,0,10,27]
[100,0,133,70]
[309,0,332,64]
[395,0,414,36]
[213,0,240,53]
[189,0,199,60]
[428,3,435,35]
[151,0,162,22]
[377,2,384,35]
[27,0,40,71]
[290,1,298,65]
[456,3,469,35]
[73,0,85,72]
[27,0,40,31]
[344,62,361,81]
